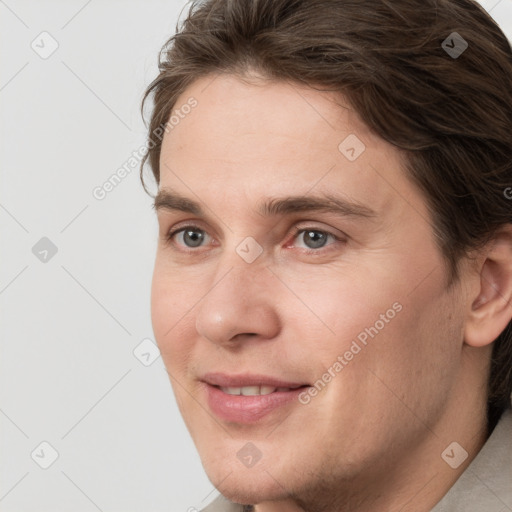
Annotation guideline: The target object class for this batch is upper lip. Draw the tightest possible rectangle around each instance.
[201,372,309,389]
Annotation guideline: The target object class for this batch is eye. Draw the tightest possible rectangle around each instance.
[169,226,211,248]
[293,228,337,250]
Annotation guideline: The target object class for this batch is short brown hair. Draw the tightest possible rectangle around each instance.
[140,0,512,430]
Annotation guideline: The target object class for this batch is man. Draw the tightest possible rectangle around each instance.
[140,0,512,510]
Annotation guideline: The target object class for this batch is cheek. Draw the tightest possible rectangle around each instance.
[280,267,400,354]
[283,260,460,389]
[151,265,174,343]
[151,256,201,326]
[150,261,198,367]
[351,277,465,425]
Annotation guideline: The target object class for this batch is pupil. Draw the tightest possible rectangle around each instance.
[304,231,326,248]
[184,230,204,247]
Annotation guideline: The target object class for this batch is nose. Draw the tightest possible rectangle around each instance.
[195,263,281,346]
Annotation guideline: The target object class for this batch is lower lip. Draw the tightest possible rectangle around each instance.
[203,383,308,424]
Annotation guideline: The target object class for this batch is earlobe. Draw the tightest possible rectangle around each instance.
[464,227,512,348]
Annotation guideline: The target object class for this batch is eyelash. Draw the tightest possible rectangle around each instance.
[166,224,343,253]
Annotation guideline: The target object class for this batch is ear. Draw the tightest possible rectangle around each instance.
[464,225,512,348]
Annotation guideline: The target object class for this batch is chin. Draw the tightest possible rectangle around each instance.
[202,458,291,505]
[210,478,287,507]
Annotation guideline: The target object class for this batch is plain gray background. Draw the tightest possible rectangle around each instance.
[1,1,511,511]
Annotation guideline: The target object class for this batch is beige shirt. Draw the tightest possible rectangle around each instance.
[201,407,512,512]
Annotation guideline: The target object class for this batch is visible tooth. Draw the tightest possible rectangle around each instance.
[219,385,286,396]
[221,387,242,395]
[241,386,261,396]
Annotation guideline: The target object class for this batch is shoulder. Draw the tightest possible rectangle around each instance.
[431,407,512,511]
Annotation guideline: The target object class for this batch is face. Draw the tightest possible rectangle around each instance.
[151,73,468,507]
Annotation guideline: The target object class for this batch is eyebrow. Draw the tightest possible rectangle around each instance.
[154,189,377,220]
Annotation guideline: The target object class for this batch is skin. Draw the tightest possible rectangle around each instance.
[151,72,512,512]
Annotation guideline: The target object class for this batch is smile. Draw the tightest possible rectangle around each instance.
[218,385,303,395]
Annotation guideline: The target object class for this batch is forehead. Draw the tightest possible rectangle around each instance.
[158,73,423,220]
[161,73,375,159]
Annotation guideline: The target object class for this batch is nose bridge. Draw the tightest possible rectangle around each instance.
[194,252,280,344]
[211,236,271,299]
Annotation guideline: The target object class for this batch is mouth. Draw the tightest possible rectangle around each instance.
[200,373,311,423]
[215,384,305,396]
